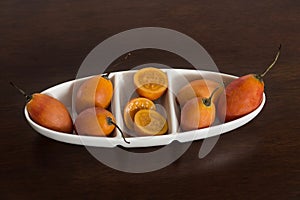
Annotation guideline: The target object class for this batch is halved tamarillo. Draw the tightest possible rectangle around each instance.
[134,109,168,136]
[123,97,156,130]
[134,67,168,100]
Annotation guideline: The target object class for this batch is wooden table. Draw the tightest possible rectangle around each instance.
[1,0,299,199]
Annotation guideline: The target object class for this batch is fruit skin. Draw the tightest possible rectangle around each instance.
[27,94,73,133]
[134,109,168,136]
[217,74,264,122]
[123,97,156,130]
[176,79,223,107]
[74,107,115,137]
[180,97,216,131]
[75,75,113,114]
[136,86,166,101]
[134,67,168,100]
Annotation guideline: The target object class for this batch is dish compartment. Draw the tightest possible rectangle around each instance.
[166,69,233,133]
[44,74,118,138]
[112,70,176,138]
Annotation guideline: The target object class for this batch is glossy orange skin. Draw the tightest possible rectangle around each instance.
[27,94,73,133]
[180,97,216,131]
[217,74,264,122]
[176,79,222,107]
[74,107,115,137]
[76,75,113,114]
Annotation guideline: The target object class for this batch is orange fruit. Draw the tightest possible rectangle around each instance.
[76,75,113,114]
[123,97,156,130]
[27,93,73,133]
[134,109,168,136]
[74,107,115,137]
[10,82,73,133]
[134,67,168,100]
[217,45,281,122]
[176,79,222,107]
[180,97,216,131]
[217,74,264,122]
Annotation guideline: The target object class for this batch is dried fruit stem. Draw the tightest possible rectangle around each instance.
[260,44,281,78]
[107,117,130,144]
[10,82,32,102]
[202,87,220,107]
[102,72,111,80]
[124,52,131,60]
[102,52,132,80]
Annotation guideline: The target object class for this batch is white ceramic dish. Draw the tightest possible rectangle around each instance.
[24,69,265,148]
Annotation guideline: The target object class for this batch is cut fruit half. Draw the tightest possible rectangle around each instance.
[134,109,168,136]
[123,97,156,130]
[134,67,168,100]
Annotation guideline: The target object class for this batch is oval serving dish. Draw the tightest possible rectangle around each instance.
[24,69,265,148]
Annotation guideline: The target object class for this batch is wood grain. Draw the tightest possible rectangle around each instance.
[1,0,299,199]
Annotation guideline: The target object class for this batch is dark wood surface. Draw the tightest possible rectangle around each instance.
[1,0,299,199]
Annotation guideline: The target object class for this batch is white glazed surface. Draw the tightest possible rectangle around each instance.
[24,69,266,148]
